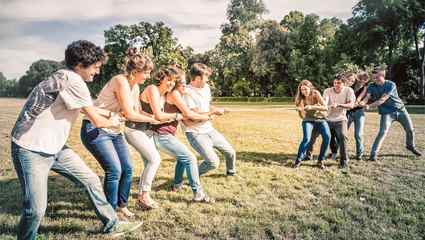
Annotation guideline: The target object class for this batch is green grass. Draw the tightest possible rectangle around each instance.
[0,98,424,240]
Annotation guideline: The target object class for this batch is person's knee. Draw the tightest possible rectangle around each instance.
[378,128,389,137]
[83,171,104,191]
[121,161,133,177]
[151,156,161,170]
[209,159,220,169]
[205,154,220,169]
[322,134,331,144]
[107,165,122,180]
[188,153,198,165]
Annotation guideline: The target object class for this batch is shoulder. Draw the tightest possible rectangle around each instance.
[323,88,332,94]
[143,84,160,97]
[59,69,89,92]
[345,86,355,94]
[204,85,212,94]
[185,86,196,95]
[58,69,79,85]
[169,90,182,100]
[385,80,396,87]
[112,74,128,86]
[367,82,377,89]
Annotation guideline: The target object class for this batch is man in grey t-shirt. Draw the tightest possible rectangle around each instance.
[11,40,141,240]
[306,74,355,170]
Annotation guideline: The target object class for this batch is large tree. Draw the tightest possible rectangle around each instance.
[251,20,292,96]
[97,21,186,94]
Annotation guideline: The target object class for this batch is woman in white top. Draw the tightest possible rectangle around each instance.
[80,48,158,218]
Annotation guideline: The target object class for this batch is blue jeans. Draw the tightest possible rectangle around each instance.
[11,142,117,240]
[347,110,365,157]
[296,121,331,161]
[154,134,202,193]
[185,129,236,176]
[370,108,415,158]
[80,120,133,209]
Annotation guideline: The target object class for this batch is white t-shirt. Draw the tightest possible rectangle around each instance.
[12,69,93,154]
[182,84,214,134]
[323,86,356,122]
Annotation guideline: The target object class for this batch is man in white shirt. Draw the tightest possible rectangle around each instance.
[182,63,236,176]
[11,40,141,240]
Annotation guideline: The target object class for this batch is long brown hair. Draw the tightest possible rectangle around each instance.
[295,80,316,107]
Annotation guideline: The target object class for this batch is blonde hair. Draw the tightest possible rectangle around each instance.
[357,71,368,81]
[344,72,358,83]
[123,48,154,80]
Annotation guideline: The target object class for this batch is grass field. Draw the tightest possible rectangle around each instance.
[0,98,425,240]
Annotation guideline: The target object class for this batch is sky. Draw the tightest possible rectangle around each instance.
[0,0,358,79]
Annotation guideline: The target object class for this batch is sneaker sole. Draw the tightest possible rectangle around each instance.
[111,222,143,238]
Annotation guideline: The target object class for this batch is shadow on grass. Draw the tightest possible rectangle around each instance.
[237,151,296,166]
[0,176,107,236]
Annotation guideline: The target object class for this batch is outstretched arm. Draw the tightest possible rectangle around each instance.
[145,86,182,122]
[169,91,211,121]
[368,94,390,108]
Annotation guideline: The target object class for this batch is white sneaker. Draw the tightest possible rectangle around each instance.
[110,221,142,238]
[193,190,215,203]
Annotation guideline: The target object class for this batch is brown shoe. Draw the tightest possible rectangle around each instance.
[137,199,159,210]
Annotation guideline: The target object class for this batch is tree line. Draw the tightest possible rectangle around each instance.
[1,0,424,104]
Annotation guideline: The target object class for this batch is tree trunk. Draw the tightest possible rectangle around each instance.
[421,33,425,97]
[412,24,424,98]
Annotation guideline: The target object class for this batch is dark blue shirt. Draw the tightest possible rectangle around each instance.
[367,80,404,115]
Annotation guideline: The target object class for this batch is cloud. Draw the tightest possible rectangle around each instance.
[263,0,358,21]
[0,0,358,79]
[0,36,63,79]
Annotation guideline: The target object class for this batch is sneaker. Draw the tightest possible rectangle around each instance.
[369,156,377,161]
[226,171,236,176]
[110,221,142,238]
[193,190,215,203]
[355,154,363,161]
[303,154,312,161]
[292,159,302,168]
[117,207,135,218]
[317,161,325,169]
[339,164,349,174]
[406,146,422,157]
